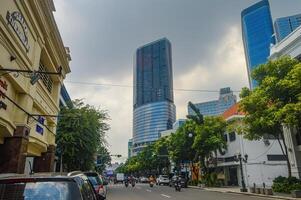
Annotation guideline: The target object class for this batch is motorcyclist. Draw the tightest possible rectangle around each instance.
[149,175,155,183]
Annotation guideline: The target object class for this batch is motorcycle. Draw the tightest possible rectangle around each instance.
[125,181,129,187]
[149,181,154,187]
[174,181,181,192]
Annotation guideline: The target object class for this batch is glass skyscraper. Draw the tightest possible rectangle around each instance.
[188,87,237,117]
[241,0,275,89]
[133,38,176,154]
[274,14,301,42]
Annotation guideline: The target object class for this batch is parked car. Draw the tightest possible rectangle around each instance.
[139,176,149,183]
[0,172,99,200]
[84,172,107,200]
[156,175,170,185]
[169,175,188,188]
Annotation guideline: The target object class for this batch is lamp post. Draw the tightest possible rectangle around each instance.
[235,153,248,192]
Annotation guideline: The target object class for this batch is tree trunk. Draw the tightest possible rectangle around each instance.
[278,130,292,177]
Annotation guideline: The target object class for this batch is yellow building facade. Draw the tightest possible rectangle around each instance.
[0,0,71,173]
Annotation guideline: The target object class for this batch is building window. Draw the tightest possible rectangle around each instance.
[267,154,286,161]
[39,63,53,93]
[229,132,236,142]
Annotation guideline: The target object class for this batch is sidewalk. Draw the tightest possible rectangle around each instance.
[188,186,301,200]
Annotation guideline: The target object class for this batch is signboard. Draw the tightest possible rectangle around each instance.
[36,116,44,135]
[6,11,30,51]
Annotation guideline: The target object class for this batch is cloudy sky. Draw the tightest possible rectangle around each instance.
[53,0,301,162]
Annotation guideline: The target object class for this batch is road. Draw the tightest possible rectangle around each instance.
[106,183,277,200]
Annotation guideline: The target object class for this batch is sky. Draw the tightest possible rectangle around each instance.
[53,0,301,162]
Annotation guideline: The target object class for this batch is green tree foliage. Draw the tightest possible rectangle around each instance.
[96,146,111,174]
[56,99,110,171]
[168,120,196,166]
[192,116,227,173]
[239,57,301,177]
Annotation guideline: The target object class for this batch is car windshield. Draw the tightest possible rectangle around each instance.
[161,175,168,178]
[0,181,81,200]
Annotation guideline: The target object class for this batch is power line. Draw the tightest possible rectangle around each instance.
[65,81,242,93]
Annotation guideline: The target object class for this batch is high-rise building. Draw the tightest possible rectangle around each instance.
[133,38,176,154]
[274,14,301,42]
[128,139,133,158]
[241,0,275,89]
[188,87,237,117]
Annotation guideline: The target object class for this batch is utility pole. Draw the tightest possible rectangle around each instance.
[235,153,248,192]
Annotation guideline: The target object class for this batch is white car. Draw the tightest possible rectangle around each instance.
[157,175,170,185]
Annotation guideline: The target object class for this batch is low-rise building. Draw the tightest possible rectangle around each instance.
[213,104,288,187]
[0,0,71,173]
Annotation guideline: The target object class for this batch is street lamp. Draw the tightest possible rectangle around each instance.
[235,153,248,192]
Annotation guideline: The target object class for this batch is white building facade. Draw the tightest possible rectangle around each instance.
[270,25,301,178]
[214,104,288,187]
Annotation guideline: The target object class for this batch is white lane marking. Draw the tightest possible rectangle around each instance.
[161,194,171,198]
[146,189,152,192]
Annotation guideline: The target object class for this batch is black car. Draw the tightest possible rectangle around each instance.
[84,172,107,200]
[169,175,188,188]
[0,172,100,200]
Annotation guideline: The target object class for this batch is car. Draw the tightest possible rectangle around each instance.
[84,172,107,200]
[139,176,149,183]
[0,172,100,200]
[156,175,170,185]
[169,175,188,188]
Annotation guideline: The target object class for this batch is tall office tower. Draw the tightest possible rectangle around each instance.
[274,14,301,42]
[188,87,237,117]
[133,38,176,155]
[241,0,275,89]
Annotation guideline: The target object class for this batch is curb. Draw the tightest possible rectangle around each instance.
[188,186,299,200]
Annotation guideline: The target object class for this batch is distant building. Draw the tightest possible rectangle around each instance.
[213,103,288,187]
[188,87,236,117]
[128,139,133,158]
[59,84,72,108]
[132,38,176,155]
[270,25,301,178]
[173,119,186,130]
[160,119,186,138]
[274,14,301,42]
[241,0,275,89]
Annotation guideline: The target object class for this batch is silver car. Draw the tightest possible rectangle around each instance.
[157,175,170,185]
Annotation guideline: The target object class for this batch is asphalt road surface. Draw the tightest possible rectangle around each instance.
[106,183,278,200]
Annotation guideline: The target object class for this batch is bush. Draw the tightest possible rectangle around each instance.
[188,180,199,186]
[203,173,218,187]
[272,176,301,194]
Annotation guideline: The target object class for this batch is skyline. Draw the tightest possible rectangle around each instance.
[53,0,301,161]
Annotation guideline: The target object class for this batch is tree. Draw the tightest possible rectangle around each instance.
[239,57,301,177]
[168,120,197,169]
[153,137,170,174]
[95,146,111,174]
[56,99,110,171]
[192,116,227,174]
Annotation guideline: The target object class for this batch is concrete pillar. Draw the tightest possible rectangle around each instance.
[0,125,30,173]
[33,145,56,172]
